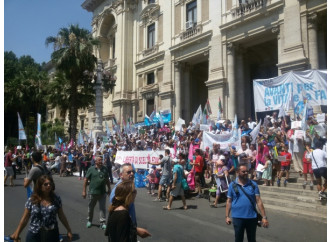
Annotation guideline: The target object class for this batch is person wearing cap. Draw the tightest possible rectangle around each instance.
[163,155,187,210]
[211,155,229,208]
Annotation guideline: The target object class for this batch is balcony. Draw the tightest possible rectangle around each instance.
[222,0,283,25]
[104,58,116,69]
[180,23,203,41]
[142,44,159,57]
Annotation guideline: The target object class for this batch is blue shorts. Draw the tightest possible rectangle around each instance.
[159,175,171,186]
[281,165,290,171]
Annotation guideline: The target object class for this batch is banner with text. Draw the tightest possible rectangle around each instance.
[201,130,241,151]
[253,70,327,112]
[114,150,165,169]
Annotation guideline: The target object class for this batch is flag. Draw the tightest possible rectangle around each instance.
[301,100,308,131]
[202,105,208,124]
[78,131,84,146]
[17,113,27,140]
[150,110,156,121]
[206,99,212,115]
[105,122,111,137]
[35,113,42,147]
[278,105,286,118]
[68,138,74,149]
[159,112,164,128]
[250,119,262,144]
[217,97,223,121]
[232,114,238,139]
[93,137,97,155]
[59,137,63,144]
[192,105,202,125]
[144,114,151,126]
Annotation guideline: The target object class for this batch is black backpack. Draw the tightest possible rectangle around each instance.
[36,164,52,176]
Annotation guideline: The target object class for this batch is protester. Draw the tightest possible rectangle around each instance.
[211,155,229,208]
[4,149,15,186]
[10,175,72,242]
[277,145,292,187]
[261,154,273,186]
[148,149,172,202]
[24,151,48,190]
[190,148,204,198]
[82,155,111,230]
[226,165,269,242]
[110,163,151,239]
[163,156,187,210]
[302,141,314,187]
[306,141,327,199]
[105,180,137,242]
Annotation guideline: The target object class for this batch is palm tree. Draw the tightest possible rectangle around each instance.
[45,24,99,141]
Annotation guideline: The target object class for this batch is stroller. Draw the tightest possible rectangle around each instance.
[208,174,229,205]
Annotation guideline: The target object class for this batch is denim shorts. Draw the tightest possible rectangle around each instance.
[159,175,171,186]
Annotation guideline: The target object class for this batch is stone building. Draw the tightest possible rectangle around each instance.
[76,0,326,132]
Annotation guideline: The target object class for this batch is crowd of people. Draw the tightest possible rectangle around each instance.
[4,110,327,241]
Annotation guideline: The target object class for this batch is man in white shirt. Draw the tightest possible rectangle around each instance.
[307,141,327,199]
[236,143,253,170]
[247,117,257,130]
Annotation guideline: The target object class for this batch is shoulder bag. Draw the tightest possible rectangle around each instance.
[233,182,262,227]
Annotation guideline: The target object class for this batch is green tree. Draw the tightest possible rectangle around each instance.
[45,24,99,141]
[4,52,48,147]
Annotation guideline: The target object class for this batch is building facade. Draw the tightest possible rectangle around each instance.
[74,0,326,133]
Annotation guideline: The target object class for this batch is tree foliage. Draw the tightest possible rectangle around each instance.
[45,24,99,140]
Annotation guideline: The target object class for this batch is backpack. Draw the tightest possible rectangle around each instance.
[36,164,52,177]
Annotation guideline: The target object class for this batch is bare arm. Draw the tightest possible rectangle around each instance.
[82,178,88,199]
[23,178,31,188]
[58,207,73,241]
[11,208,31,240]
[256,196,269,228]
[225,198,232,225]
[136,227,151,238]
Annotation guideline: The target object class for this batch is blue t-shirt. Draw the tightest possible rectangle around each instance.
[227,179,260,219]
[110,180,136,226]
[173,164,183,184]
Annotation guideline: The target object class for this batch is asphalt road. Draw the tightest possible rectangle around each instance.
[4,173,327,242]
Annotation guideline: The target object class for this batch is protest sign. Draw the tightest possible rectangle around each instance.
[294,130,305,140]
[291,121,302,129]
[114,150,165,169]
[253,70,327,112]
[316,113,325,123]
[277,156,286,162]
[313,124,326,137]
[200,124,210,131]
[202,130,241,151]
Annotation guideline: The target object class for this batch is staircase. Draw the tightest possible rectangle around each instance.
[258,171,327,223]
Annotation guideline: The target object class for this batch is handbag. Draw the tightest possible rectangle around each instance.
[181,178,189,191]
[235,182,263,227]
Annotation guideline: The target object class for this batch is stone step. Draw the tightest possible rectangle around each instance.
[261,196,326,211]
[264,203,327,223]
[259,185,321,197]
[260,190,327,206]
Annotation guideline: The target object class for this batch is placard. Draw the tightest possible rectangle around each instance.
[277,156,286,162]
[294,130,305,140]
[291,121,301,129]
[316,113,325,123]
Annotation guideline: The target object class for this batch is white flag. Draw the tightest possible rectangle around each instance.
[17,113,27,140]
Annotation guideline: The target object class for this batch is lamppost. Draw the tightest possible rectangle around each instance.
[84,59,117,138]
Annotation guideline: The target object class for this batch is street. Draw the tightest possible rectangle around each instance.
[4,174,327,242]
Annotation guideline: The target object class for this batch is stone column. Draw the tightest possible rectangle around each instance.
[272,25,281,75]
[307,13,319,69]
[236,46,245,120]
[93,59,105,137]
[174,62,181,121]
[183,63,191,121]
[227,43,236,121]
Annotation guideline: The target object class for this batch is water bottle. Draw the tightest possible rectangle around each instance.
[4,236,14,241]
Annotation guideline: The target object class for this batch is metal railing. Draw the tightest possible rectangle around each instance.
[180,24,203,41]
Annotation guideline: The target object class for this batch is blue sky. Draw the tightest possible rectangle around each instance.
[4,0,93,64]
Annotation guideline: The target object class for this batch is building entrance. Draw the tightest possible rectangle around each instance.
[245,39,278,121]
[189,61,208,122]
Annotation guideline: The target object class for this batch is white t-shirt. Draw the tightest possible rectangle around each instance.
[248,121,257,130]
[307,149,327,169]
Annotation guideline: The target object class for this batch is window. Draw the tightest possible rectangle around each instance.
[81,119,84,130]
[147,72,155,85]
[148,0,155,3]
[147,99,155,116]
[186,0,197,24]
[147,23,155,48]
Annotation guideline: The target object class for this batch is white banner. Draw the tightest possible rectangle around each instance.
[114,150,165,169]
[201,130,241,151]
[253,70,327,112]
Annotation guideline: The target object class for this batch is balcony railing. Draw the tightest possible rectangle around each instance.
[180,23,203,41]
[104,58,116,69]
[232,0,267,17]
[142,44,159,57]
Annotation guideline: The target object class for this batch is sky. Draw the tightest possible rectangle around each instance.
[4,0,93,64]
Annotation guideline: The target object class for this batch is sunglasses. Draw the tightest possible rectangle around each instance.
[126,170,135,175]
[43,182,52,187]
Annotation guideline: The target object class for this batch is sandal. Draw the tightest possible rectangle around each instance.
[210,204,217,208]
[162,206,171,210]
